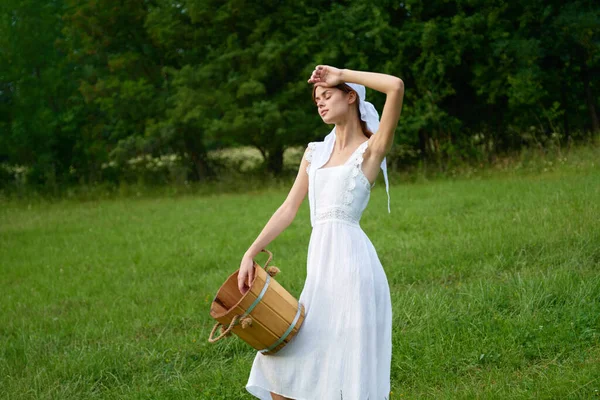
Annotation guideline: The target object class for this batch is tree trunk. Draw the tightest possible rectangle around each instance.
[183,130,212,182]
[265,144,284,175]
[187,148,211,182]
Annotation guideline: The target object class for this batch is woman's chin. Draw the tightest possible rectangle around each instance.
[321,115,334,124]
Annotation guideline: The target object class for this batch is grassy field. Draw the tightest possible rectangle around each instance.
[1,145,599,399]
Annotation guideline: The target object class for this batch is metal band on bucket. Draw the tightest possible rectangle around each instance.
[235,274,271,325]
[259,302,303,353]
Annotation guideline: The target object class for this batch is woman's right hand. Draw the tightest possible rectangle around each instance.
[238,253,256,294]
[307,65,343,87]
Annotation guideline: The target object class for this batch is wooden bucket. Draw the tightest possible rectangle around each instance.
[207,248,305,355]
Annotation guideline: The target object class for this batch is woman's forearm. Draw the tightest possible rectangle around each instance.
[340,69,403,95]
[244,205,295,259]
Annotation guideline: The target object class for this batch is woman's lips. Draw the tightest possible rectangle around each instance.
[320,109,328,117]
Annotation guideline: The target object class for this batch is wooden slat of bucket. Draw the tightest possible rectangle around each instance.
[261,304,306,354]
[233,316,279,350]
[258,282,298,319]
[213,304,246,325]
[231,324,269,350]
[210,301,228,316]
[215,284,245,310]
[243,300,296,337]
[265,279,300,308]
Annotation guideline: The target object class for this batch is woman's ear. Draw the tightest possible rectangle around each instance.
[348,90,358,105]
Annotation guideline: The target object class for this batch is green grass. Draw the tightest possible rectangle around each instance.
[1,145,599,399]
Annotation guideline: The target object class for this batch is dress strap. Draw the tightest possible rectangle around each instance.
[304,142,316,174]
[352,139,391,212]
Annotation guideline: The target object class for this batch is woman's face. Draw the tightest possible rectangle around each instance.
[314,86,355,124]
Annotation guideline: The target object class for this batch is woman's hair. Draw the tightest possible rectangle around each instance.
[312,83,373,139]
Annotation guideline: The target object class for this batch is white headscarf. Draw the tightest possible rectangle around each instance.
[310,82,391,218]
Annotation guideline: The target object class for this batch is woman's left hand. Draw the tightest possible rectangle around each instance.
[307,65,343,87]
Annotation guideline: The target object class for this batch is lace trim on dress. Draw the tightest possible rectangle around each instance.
[314,208,358,225]
[305,142,316,174]
[342,140,370,206]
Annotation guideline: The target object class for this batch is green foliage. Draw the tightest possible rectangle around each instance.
[1,0,599,188]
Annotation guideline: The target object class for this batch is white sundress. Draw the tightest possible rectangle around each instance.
[245,139,393,400]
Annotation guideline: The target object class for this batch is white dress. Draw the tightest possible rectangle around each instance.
[245,139,393,400]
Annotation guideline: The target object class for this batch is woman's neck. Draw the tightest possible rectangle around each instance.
[334,115,364,151]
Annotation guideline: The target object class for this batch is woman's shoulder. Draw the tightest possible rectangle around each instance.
[304,141,317,161]
[305,140,324,152]
[304,140,325,165]
[307,138,329,148]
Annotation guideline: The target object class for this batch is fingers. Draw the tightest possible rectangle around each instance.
[247,267,254,288]
[238,269,247,293]
[307,65,324,83]
[238,266,254,294]
[307,73,320,83]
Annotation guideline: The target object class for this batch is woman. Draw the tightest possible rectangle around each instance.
[239,65,404,400]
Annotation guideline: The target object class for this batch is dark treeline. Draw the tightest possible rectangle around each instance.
[1,0,598,189]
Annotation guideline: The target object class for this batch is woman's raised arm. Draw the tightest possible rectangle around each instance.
[340,69,404,156]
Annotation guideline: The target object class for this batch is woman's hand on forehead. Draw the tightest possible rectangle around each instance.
[307,65,343,87]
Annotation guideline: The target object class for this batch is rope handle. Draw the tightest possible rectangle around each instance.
[208,314,253,343]
[256,248,280,277]
[257,248,273,270]
[208,315,241,343]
